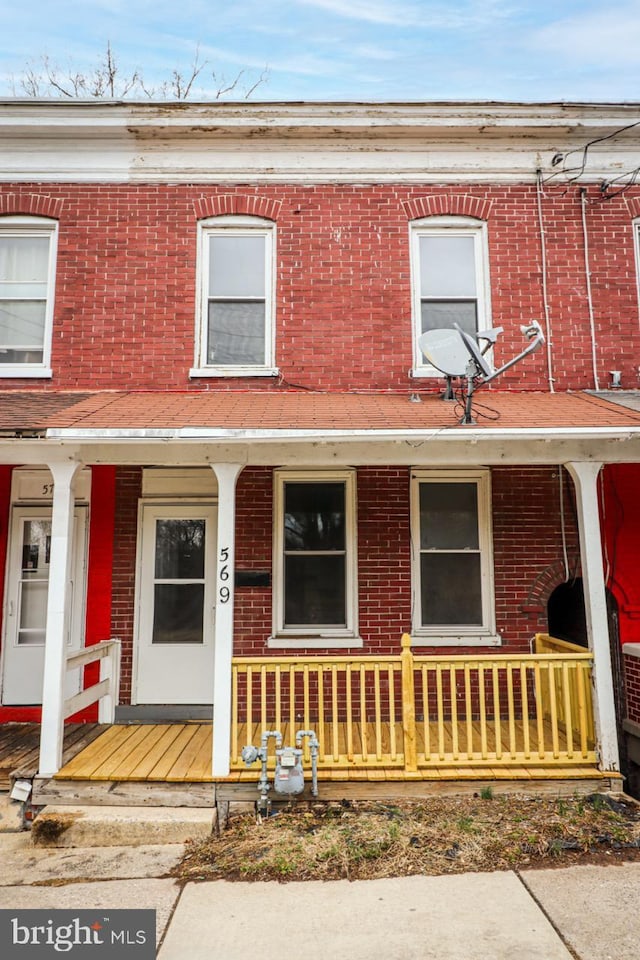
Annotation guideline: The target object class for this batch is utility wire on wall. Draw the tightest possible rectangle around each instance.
[580,189,600,391]
[536,170,556,394]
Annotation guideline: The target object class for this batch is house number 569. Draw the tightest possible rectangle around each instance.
[219,547,231,603]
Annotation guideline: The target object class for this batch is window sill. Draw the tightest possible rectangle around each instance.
[411,632,502,647]
[189,366,280,379]
[410,367,443,379]
[0,367,52,379]
[268,635,364,650]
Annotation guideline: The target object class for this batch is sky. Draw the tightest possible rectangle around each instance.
[0,0,639,102]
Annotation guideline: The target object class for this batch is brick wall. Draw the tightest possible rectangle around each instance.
[107,463,577,704]
[1,183,638,393]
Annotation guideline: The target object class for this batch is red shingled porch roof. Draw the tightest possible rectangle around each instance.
[10,389,640,433]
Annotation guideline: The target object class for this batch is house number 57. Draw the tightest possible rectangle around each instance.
[219,547,231,603]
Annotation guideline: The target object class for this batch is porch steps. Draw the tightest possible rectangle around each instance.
[30,804,217,847]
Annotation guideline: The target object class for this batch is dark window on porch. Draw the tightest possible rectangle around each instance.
[152,519,206,644]
[283,481,346,627]
[419,481,483,626]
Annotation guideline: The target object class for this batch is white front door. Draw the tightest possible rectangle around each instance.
[134,504,216,704]
[1,506,87,705]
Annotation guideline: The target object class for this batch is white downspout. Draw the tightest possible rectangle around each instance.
[210,463,244,778]
[565,461,619,771]
[38,460,82,777]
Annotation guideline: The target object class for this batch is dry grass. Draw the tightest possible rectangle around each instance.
[175,792,640,883]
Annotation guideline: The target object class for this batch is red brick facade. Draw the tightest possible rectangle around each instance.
[2,122,640,723]
[0,182,638,393]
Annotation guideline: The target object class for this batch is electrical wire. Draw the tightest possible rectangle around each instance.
[580,189,600,391]
[536,170,556,393]
[543,119,640,188]
[559,467,570,583]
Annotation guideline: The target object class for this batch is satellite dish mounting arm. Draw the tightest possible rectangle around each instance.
[455,321,545,424]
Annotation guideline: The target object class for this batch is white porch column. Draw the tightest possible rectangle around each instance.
[211,463,244,778]
[38,460,82,777]
[565,461,619,771]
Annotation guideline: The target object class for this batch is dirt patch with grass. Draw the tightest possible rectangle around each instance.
[174,792,640,883]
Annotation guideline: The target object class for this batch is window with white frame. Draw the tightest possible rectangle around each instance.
[410,217,491,376]
[272,470,359,646]
[192,216,276,376]
[411,470,497,643]
[634,221,640,315]
[0,216,57,376]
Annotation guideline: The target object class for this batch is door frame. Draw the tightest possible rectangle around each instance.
[0,503,88,705]
[132,498,217,705]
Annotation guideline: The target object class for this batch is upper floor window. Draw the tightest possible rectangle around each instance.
[410,469,498,645]
[191,216,277,378]
[0,216,57,377]
[410,217,491,377]
[270,469,360,649]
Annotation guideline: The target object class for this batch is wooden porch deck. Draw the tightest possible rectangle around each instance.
[0,723,104,790]
[52,720,606,785]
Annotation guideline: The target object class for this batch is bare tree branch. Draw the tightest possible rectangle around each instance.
[10,43,268,101]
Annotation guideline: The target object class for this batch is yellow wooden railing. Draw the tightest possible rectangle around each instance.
[534,633,596,749]
[230,634,596,775]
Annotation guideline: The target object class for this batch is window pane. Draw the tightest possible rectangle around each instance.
[19,581,48,634]
[0,236,49,282]
[153,583,204,643]
[0,301,46,347]
[421,553,482,625]
[0,347,44,364]
[420,235,477,297]
[421,300,477,335]
[21,519,51,572]
[209,235,265,297]
[420,482,479,550]
[285,555,346,626]
[0,282,47,298]
[17,519,50,645]
[154,520,205,579]
[208,301,265,365]
[285,482,345,551]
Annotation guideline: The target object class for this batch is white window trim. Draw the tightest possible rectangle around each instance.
[409,216,492,379]
[410,468,499,646]
[270,468,361,649]
[192,215,277,378]
[0,215,57,378]
[633,220,640,325]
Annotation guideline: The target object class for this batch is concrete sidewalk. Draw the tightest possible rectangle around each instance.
[0,828,638,959]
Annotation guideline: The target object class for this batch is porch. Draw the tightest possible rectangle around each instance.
[29,634,617,802]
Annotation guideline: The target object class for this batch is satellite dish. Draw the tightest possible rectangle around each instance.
[456,326,492,378]
[418,329,470,377]
[418,321,545,424]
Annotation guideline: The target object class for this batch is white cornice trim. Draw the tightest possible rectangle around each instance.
[1,100,639,184]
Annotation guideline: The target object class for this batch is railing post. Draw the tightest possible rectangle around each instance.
[98,639,121,724]
[401,633,417,772]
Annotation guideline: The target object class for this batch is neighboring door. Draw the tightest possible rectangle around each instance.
[134,504,216,704]
[1,506,87,705]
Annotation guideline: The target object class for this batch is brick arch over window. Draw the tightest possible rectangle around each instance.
[193,194,282,222]
[402,195,492,222]
[0,194,63,219]
[625,197,640,220]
